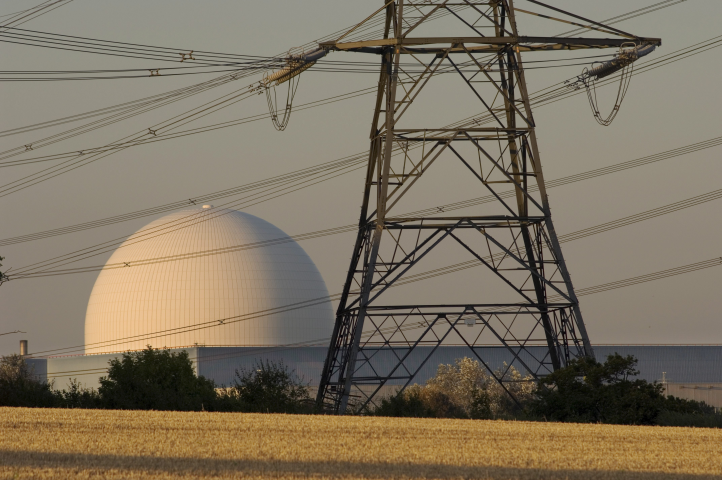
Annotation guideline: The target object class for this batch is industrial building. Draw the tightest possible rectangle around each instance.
[22,207,722,407]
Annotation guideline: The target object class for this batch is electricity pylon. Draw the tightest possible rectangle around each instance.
[315,0,660,414]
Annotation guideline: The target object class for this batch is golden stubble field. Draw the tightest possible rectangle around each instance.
[0,407,720,479]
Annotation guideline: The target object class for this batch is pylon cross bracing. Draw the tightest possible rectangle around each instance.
[315,0,660,414]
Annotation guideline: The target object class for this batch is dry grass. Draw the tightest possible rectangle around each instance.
[0,408,720,479]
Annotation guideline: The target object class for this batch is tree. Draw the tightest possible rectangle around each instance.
[229,360,311,413]
[371,386,438,418]
[531,353,665,425]
[371,358,534,419]
[98,346,217,411]
[424,357,534,418]
[0,354,58,407]
[56,379,101,409]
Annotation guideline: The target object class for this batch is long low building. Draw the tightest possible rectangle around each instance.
[26,344,722,407]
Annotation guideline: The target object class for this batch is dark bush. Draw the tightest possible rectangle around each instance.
[0,354,58,408]
[56,379,102,409]
[656,410,722,428]
[370,386,470,418]
[469,389,493,420]
[97,346,217,411]
[656,395,722,427]
[531,354,665,425]
[230,359,311,414]
[371,388,436,418]
[662,395,716,415]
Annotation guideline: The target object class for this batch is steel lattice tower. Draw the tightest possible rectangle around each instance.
[315,0,660,414]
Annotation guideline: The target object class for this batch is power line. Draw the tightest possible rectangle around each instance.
[28,252,722,358]
[4,30,715,201]
[0,21,466,188]
[0,330,26,336]
[0,1,682,156]
[43,255,721,379]
[4,34,718,290]
[0,152,370,246]
[450,34,722,130]
[0,5,465,65]
[12,157,722,281]
[7,128,720,279]
[572,258,722,297]
[0,27,283,66]
[0,6,429,188]
[9,159,368,276]
[0,87,377,168]
[1,4,702,198]
[0,0,74,30]
[553,0,689,38]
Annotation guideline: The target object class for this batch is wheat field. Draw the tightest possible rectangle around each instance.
[0,407,720,479]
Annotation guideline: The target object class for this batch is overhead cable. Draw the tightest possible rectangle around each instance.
[12,154,722,280]
[28,253,722,358]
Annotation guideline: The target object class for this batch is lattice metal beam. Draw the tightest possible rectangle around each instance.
[316,0,656,414]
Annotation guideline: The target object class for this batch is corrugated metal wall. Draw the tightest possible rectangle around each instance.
[26,345,722,391]
[196,346,327,387]
[195,345,722,387]
[665,383,722,408]
[594,346,722,384]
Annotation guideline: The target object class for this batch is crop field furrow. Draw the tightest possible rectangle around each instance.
[0,408,720,479]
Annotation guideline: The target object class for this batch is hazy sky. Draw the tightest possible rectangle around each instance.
[1,0,721,357]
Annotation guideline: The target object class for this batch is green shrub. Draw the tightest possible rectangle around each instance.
[0,354,58,408]
[662,395,716,415]
[655,395,721,428]
[371,387,437,418]
[531,354,666,425]
[56,379,102,409]
[229,360,311,414]
[98,346,217,411]
[656,410,722,428]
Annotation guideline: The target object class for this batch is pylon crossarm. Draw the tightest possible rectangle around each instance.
[319,36,660,52]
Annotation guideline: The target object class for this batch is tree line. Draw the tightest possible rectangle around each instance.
[1,347,720,427]
[0,347,312,414]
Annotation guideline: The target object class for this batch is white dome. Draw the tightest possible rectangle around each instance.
[85,207,334,353]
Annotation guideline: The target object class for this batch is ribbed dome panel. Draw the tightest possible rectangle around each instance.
[84,208,334,352]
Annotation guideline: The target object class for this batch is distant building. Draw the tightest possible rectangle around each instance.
[23,207,722,407]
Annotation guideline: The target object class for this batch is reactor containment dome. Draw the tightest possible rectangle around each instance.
[84,207,334,353]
